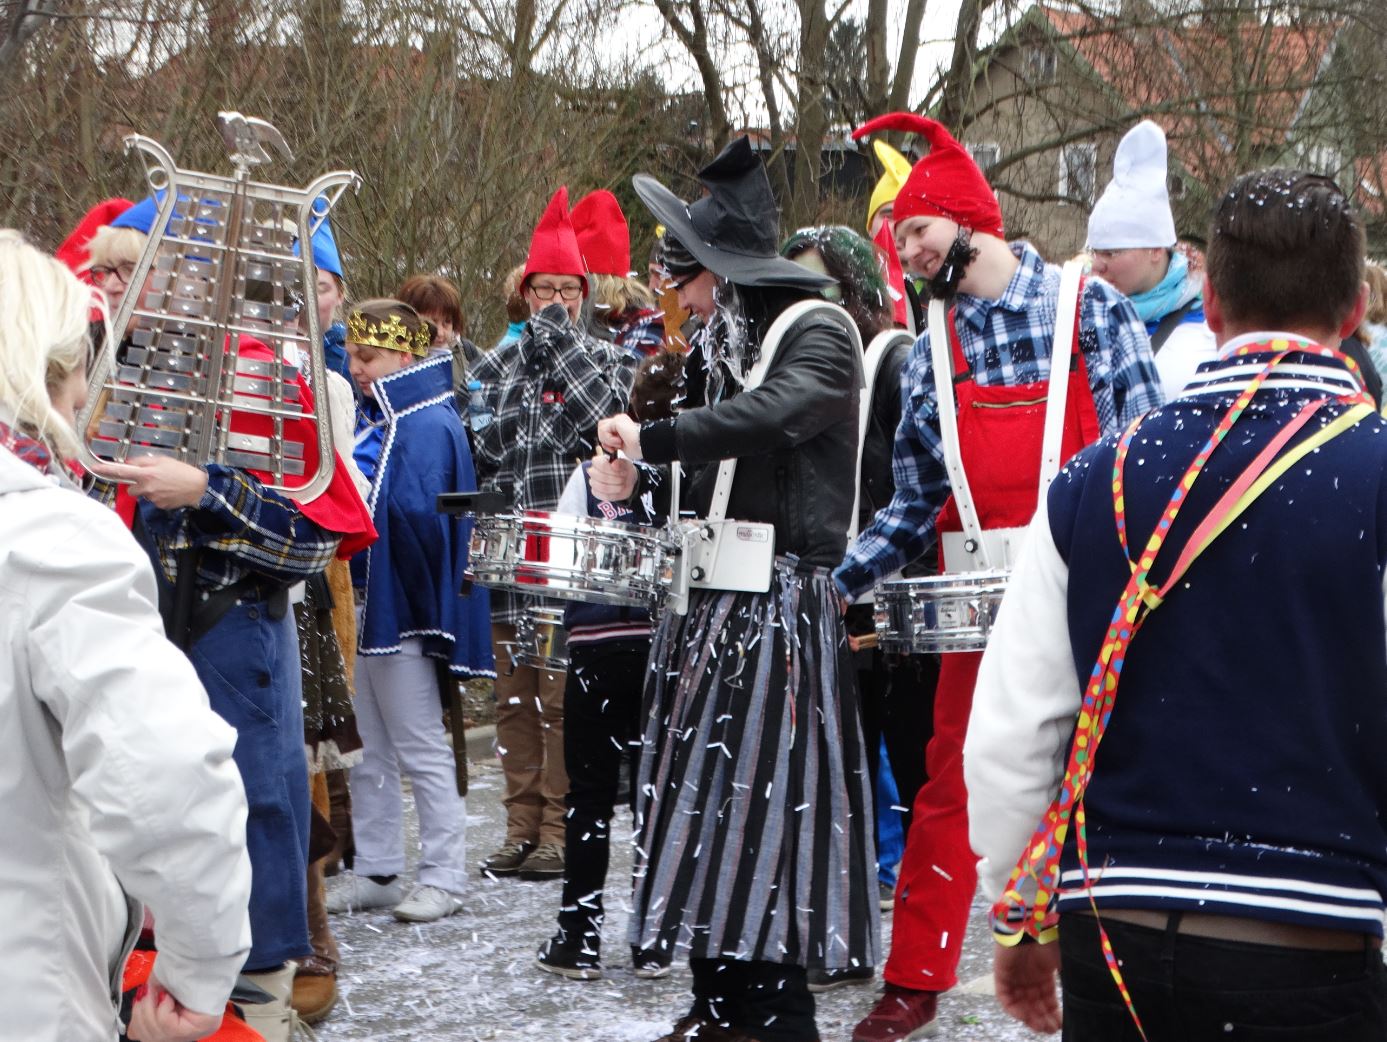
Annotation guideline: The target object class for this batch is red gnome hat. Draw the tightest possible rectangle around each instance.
[55,198,135,279]
[572,190,631,277]
[852,114,1003,238]
[522,186,588,296]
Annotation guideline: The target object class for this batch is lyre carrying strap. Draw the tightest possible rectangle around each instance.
[850,329,915,539]
[927,259,1085,568]
[706,299,863,523]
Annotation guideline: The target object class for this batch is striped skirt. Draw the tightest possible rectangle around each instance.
[627,558,880,971]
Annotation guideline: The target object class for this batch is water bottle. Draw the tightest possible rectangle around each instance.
[466,378,493,433]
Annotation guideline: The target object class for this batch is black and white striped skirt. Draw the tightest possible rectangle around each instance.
[626,558,880,971]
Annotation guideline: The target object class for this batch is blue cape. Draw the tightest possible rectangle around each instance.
[354,354,493,677]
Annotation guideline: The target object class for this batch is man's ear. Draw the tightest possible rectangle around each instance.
[1338,281,1369,341]
[1203,277,1224,337]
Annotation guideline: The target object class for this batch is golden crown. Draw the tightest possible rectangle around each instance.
[346,310,431,357]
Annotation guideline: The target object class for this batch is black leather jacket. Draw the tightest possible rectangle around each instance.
[639,307,862,569]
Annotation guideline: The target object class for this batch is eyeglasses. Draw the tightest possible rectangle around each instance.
[91,262,136,285]
[529,282,583,302]
[669,267,705,292]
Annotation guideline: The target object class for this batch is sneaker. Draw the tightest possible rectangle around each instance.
[325,874,404,914]
[879,881,896,911]
[807,964,874,992]
[536,935,602,981]
[852,985,939,1042]
[392,883,464,923]
[517,842,565,880]
[479,840,535,877]
[631,945,672,980]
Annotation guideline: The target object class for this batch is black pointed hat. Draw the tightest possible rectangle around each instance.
[633,136,835,290]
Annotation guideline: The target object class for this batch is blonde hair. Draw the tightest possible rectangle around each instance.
[589,272,656,320]
[1364,262,1387,326]
[83,225,146,272]
[0,230,99,456]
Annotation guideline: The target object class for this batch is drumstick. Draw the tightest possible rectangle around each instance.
[848,632,878,652]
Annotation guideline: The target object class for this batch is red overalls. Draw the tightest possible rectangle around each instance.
[883,304,1101,992]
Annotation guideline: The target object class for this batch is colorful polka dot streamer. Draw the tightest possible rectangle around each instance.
[991,341,1374,1041]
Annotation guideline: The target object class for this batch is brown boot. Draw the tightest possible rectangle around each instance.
[290,956,338,1025]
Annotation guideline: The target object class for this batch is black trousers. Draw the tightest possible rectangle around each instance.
[1060,912,1387,1042]
[555,637,648,955]
[690,958,817,1042]
[851,615,937,841]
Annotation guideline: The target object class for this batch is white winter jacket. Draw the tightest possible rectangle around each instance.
[0,445,252,1040]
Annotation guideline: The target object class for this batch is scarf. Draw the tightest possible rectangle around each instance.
[1129,251,1201,328]
[0,417,55,474]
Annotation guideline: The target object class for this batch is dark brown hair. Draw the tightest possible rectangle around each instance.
[397,274,465,337]
[1206,169,1364,331]
[629,349,686,422]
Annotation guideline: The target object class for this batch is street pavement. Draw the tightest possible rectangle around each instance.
[317,751,1039,1042]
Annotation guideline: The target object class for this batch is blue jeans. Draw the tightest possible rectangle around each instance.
[190,601,311,970]
[1060,912,1387,1041]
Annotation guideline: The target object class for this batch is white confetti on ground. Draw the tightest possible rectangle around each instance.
[317,765,1035,1041]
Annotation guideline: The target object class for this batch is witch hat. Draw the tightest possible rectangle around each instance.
[572,190,631,277]
[522,186,588,295]
[852,114,1003,238]
[633,136,833,290]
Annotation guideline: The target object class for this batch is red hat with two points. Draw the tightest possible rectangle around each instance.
[852,114,1003,238]
[522,186,588,296]
[572,190,631,277]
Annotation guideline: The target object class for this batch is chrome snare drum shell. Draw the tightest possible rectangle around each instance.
[466,509,669,608]
[873,571,1011,654]
[506,605,569,673]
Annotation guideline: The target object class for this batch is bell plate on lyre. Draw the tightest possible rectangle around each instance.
[873,571,1010,654]
[76,112,360,501]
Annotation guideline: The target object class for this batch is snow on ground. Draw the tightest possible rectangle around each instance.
[318,765,1037,1041]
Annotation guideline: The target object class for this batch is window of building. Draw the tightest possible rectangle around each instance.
[1023,44,1058,84]
[968,142,1001,172]
[1059,143,1097,206]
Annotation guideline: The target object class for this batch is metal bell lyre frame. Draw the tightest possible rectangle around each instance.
[77,112,361,502]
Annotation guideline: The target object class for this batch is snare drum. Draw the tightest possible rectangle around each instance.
[501,606,569,673]
[873,571,1010,654]
[468,510,670,607]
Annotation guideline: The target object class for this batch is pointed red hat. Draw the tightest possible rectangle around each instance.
[522,186,588,295]
[852,114,1003,238]
[572,190,631,277]
[54,198,135,278]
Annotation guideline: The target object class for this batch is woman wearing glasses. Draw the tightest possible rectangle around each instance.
[470,186,637,884]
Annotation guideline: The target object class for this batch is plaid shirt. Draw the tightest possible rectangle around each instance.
[472,304,637,623]
[129,464,340,592]
[835,242,1162,599]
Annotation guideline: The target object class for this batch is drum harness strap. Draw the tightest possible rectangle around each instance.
[991,340,1376,1040]
[928,260,1085,573]
[703,299,862,526]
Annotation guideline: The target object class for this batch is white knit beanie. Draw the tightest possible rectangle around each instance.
[1087,120,1177,250]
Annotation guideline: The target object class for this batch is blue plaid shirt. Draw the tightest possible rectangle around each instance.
[835,242,1162,599]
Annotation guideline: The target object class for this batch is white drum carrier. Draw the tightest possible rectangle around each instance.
[439,300,864,629]
[873,261,1085,653]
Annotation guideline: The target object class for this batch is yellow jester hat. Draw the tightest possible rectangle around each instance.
[866,140,913,232]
